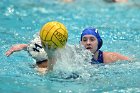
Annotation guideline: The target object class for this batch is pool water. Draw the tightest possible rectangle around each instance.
[0,0,140,93]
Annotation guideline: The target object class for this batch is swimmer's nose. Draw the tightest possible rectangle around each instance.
[86,39,91,45]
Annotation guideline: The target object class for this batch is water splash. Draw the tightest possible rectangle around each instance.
[51,44,94,79]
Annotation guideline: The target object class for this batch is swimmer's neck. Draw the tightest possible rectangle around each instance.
[92,50,99,60]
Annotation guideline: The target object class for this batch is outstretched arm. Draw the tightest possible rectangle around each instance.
[103,52,131,63]
[5,44,28,56]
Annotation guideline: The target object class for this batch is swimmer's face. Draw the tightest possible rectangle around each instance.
[81,35,98,53]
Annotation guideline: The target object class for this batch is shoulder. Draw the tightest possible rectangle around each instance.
[103,51,130,63]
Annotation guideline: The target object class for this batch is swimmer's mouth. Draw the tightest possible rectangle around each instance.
[86,47,92,50]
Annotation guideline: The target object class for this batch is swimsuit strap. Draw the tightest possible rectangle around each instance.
[91,50,104,64]
[97,50,104,63]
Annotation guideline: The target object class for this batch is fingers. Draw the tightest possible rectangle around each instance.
[43,43,56,58]
[5,50,13,57]
[44,43,56,51]
[5,46,16,56]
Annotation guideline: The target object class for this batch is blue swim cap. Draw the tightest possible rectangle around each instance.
[80,27,103,49]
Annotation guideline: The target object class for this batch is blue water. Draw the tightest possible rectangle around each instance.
[0,0,140,93]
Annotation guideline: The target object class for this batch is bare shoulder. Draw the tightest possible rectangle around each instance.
[103,51,130,63]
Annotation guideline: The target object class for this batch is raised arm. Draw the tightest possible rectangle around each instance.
[103,52,131,63]
[5,44,28,56]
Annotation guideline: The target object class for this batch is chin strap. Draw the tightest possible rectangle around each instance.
[92,49,99,55]
[92,49,99,61]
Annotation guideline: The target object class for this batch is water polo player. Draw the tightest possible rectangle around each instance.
[5,21,68,74]
[80,27,130,63]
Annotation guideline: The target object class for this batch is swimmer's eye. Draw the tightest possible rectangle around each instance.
[82,38,87,42]
[90,37,95,41]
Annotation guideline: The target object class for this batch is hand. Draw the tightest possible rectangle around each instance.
[43,43,56,59]
[5,49,14,56]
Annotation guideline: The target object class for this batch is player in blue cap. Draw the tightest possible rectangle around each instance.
[80,27,130,64]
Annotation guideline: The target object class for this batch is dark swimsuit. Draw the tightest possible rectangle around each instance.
[91,50,104,64]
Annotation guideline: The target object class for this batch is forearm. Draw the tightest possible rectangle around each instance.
[12,44,28,50]
[47,57,56,71]
[5,44,28,56]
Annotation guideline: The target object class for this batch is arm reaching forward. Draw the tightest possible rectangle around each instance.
[5,44,28,56]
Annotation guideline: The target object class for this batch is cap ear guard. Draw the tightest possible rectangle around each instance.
[94,29,103,50]
[98,39,103,49]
